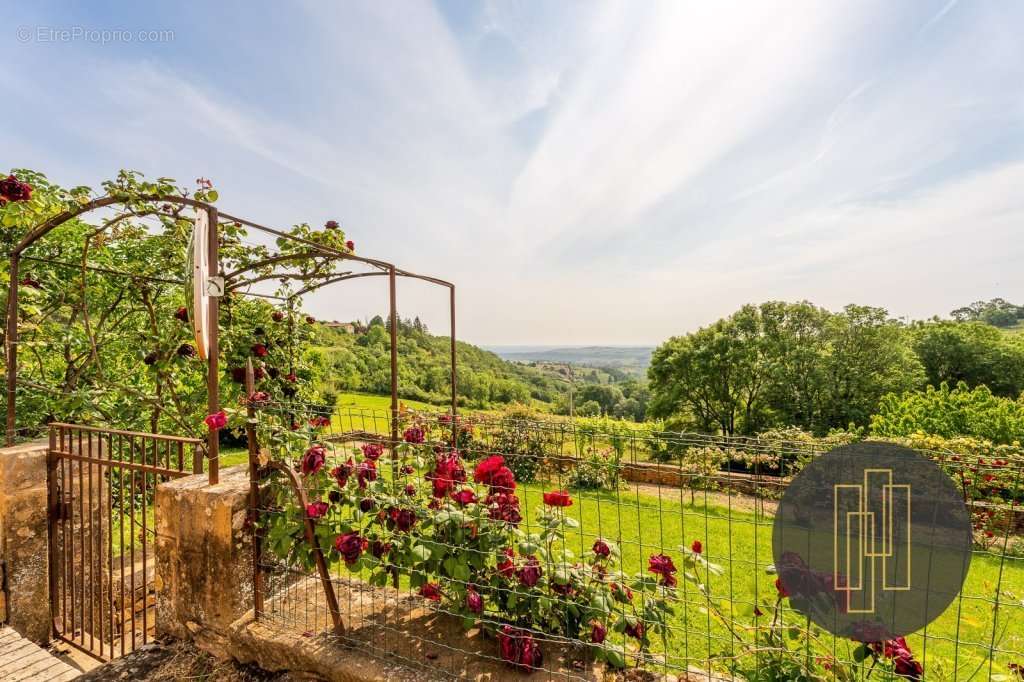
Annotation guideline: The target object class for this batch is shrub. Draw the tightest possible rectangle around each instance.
[567,448,620,491]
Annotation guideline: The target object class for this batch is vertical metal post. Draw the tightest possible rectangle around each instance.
[243,359,265,619]
[449,285,458,446]
[206,206,220,484]
[6,254,20,445]
[388,266,399,452]
[46,425,60,636]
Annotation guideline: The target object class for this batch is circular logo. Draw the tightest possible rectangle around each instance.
[772,442,972,641]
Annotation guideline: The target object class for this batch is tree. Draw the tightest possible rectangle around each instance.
[950,298,1024,328]
[912,320,1024,398]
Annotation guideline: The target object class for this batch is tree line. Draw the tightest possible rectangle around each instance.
[648,301,1024,437]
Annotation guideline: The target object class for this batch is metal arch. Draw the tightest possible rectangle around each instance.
[5,192,460,462]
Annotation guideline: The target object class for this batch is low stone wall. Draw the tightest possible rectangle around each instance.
[619,460,789,498]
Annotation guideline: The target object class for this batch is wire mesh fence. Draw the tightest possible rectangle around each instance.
[248,405,1024,681]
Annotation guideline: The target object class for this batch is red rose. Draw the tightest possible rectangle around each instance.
[404,483,416,496]
[305,501,328,519]
[497,548,516,578]
[610,582,633,603]
[486,491,522,525]
[334,532,366,565]
[451,489,477,506]
[401,464,415,475]
[497,626,542,672]
[309,415,331,428]
[325,220,339,229]
[356,460,377,488]
[488,466,516,493]
[691,539,702,554]
[590,620,607,643]
[517,555,541,587]
[648,553,677,587]
[0,175,32,202]
[625,620,645,640]
[419,583,441,601]
[592,539,611,558]
[466,588,483,614]
[403,426,425,444]
[389,507,417,532]
[775,577,789,598]
[301,445,327,475]
[359,498,374,512]
[285,372,298,383]
[332,460,354,487]
[272,311,285,322]
[18,277,41,289]
[370,540,391,558]
[473,455,505,483]
[177,343,196,358]
[204,410,227,431]
[346,240,355,251]
[174,307,189,322]
[543,490,573,507]
[361,443,384,460]
[251,343,268,357]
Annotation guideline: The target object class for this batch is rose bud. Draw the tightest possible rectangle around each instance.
[590,620,607,643]
[325,220,339,229]
[346,240,355,251]
[174,307,189,322]
[328,490,342,504]
[272,311,285,322]
[177,344,196,358]
[466,588,483,614]
[592,539,610,558]
[359,498,374,512]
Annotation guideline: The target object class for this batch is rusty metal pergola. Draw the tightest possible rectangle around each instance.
[4,194,459,483]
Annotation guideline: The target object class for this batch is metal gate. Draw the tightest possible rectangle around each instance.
[46,423,203,660]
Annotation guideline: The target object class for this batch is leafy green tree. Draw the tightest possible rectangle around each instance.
[911,320,1024,398]
[950,298,1024,327]
[871,382,1024,445]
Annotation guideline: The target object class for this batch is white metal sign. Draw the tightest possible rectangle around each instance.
[192,209,210,360]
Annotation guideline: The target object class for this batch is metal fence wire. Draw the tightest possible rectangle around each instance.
[251,406,1024,681]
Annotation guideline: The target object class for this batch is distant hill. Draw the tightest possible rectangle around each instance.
[485,345,654,371]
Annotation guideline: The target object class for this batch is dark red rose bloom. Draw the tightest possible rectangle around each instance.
[359,497,374,512]
[177,343,196,358]
[517,556,541,587]
[305,501,328,519]
[370,540,392,558]
[542,490,572,507]
[346,240,355,251]
[868,638,922,680]
[356,460,377,488]
[389,507,417,532]
[648,553,678,587]
[328,490,342,504]
[404,483,416,496]
[419,583,441,601]
[590,620,607,644]
[551,580,573,596]
[143,352,158,366]
[306,315,316,324]
[473,455,505,483]
[451,489,477,506]
[285,372,298,383]
[403,426,425,444]
[204,410,227,431]
[334,532,366,565]
[400,464,415,475]
[497,548,516,578]
[691,539,702,554]
[497,626,542,672]
[775,577,790,598]
[0,175,32,202]
[592,539,610,558]
[174,306,189,322]
[486,491,522,525]
[309,415,331,428]
[230,367,246,383]
[331,459,354,487]
[18,277,41,289]
[325,220,339,229]
[466,588,483,614]
[625,620,645,640]
[488,466,516,493]
[301,445,327,475]
[361,443,384,460]
[247,391,270,407]
[272,311,285,322]
[251,343,268,357]
[427,451,466,498]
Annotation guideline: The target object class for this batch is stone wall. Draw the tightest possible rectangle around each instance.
[153,464,253,653]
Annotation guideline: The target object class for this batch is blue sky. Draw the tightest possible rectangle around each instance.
[3,1,1023,345]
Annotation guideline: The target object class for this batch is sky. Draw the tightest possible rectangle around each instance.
[3,1,1023,346]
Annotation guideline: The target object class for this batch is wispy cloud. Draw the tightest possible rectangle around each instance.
[3,0,1022,344]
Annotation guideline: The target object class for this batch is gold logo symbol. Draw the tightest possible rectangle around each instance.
[834,469,911,613]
